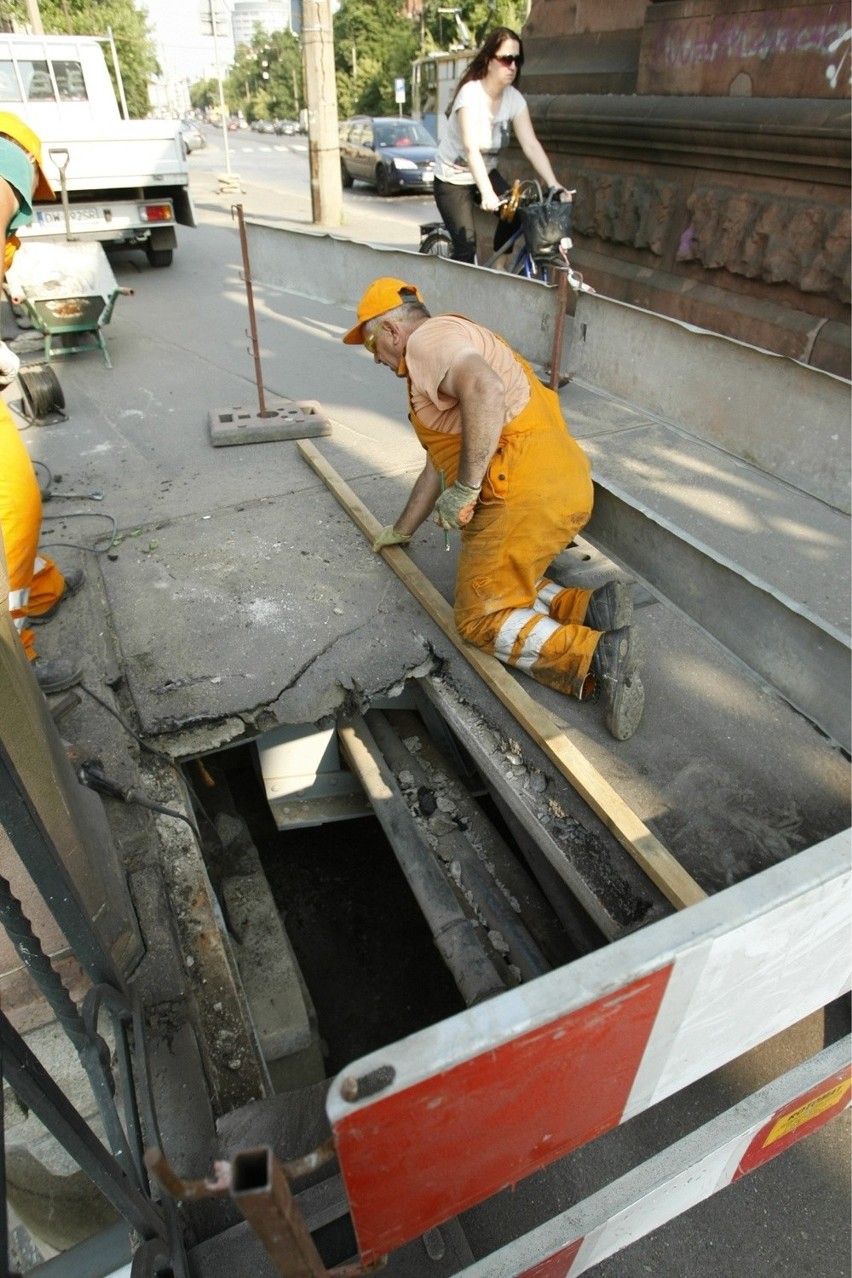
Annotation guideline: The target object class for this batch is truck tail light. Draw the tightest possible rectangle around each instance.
[139,204,173,223]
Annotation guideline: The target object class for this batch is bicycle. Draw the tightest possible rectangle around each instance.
[419,179,593,293]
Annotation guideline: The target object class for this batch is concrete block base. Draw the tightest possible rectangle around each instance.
[208,398,332,447]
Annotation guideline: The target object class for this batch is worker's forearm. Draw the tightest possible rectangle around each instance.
[394,462,442,536]
[456,380,505,489]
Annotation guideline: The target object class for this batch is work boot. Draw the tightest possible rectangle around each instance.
[585,579,633,633]
[592,627,644,741]
[29,567,86,625]
[31,654,84,695]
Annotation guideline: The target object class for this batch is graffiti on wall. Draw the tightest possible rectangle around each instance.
[647,5,849,69]
[826,26,851,87]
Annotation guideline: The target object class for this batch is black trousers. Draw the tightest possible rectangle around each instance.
[433,171,518,264]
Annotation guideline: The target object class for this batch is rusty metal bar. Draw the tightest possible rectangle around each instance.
[549,267,570,390]
[147,1144,375,1276]
[232,202,267,417]
[231,1147,329,1278]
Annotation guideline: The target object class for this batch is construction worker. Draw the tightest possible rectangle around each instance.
[0,112,84,693]
[343,277,644,740]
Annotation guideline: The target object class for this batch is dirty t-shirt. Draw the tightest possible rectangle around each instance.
[434,81,527,185]
[405,315,530,435]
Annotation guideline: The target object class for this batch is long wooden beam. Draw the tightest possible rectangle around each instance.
[298,440,706,911]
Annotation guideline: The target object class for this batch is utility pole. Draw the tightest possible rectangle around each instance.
[25,0,44,35]
[301,0,342,227]
[201,0,240,191]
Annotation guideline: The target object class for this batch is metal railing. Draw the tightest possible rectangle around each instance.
[0,738,185,1278]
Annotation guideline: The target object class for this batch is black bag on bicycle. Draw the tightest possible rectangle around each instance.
[519,192,573,259]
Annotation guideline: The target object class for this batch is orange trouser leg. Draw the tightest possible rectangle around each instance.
[453,422,601,699]
[0,404,64,659]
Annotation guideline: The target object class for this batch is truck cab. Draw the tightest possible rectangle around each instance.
[0,34,194,267]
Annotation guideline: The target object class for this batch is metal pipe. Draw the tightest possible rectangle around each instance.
[366,710,551,982]
[397,700,578,965]
[338,716,507,1006]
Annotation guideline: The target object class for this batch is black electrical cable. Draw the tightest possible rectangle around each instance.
[18,363,66,421]
[77,760,200,840]
[39,509,119,554]
[75,686,202,842]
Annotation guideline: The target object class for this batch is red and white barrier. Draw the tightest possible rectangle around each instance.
[327,832,851,1265]
[460,1038,851,1277]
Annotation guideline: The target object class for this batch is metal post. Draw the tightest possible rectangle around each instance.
[208,0,234,181]
[232,203,267,417]
[550,267,570,390]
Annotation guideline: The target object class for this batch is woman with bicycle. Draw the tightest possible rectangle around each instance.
[432,27,571,264]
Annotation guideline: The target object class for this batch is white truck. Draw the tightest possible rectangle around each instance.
[0,32,195,267]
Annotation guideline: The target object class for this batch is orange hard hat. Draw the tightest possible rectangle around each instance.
[0,111,55,199]
[342,277,424,345]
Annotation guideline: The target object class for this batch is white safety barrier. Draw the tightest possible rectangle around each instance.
[327,832,851,1266]
[460,1037,850,1277]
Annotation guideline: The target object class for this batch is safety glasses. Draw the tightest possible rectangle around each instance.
[494,53,522,68]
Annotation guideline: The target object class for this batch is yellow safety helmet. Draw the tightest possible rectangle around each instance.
[0,111,55,199]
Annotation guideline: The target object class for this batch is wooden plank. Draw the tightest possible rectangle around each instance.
[298,441,706,911]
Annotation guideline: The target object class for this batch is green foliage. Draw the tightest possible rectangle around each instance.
[190,78,220,114]
[224,27,304,121]
[187,0,529,122]
[333,0,419,117]
[5,0,158,117]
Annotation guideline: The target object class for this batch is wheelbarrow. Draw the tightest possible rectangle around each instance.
[4,240,130,369]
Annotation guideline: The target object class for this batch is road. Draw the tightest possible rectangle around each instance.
[187,120,437,251]
[21,139,849,1277]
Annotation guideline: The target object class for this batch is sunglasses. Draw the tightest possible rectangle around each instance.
[494,53,522,67]
[364,327,378,354]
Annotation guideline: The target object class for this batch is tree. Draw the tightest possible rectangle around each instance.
[225,25,304,121]
[333,0,419,116]
[6,0,158,117]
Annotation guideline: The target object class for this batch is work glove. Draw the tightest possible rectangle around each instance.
[432,481,480,530]
[371,525,412,552]
[0,341,20,388]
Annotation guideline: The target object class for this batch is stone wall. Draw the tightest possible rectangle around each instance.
[517,0,851,375]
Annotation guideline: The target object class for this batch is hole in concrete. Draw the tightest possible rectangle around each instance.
[185,703,590,1090]
[190,741,467,1078]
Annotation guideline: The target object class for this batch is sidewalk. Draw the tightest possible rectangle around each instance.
[5,170,849,1274]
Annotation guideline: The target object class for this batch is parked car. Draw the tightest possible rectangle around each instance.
[338,116,437,196]
[275,118,299,136]
[180,119,206,153]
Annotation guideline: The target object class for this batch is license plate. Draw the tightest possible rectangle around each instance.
[36,207,101,225]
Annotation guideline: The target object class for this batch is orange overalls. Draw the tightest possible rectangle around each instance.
[0,235,65,660]
[409,345,602,698]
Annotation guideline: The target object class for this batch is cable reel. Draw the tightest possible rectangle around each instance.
[18,362,67,426]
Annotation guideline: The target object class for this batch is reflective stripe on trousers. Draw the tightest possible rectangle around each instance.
[1,403,64,658]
